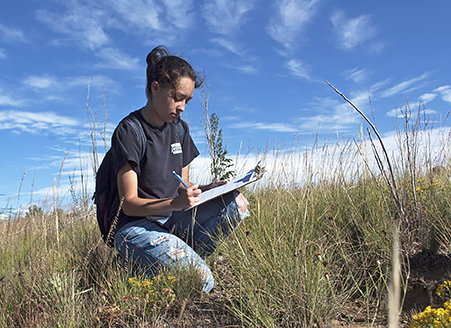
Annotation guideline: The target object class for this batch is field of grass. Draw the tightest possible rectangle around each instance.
[1,102,451,327]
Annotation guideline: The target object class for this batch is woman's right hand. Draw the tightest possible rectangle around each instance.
[171,184,201,210]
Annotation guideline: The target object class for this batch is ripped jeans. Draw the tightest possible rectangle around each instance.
[114,191,248,292]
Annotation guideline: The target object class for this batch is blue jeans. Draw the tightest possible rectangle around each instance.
[114,191,246,292]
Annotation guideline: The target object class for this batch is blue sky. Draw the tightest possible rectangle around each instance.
[1,0,451,213]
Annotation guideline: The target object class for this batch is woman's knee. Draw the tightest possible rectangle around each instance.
[233,191,249,219]
[235,192,248,213]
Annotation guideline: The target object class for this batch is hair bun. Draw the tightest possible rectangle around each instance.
[147,45,169,67]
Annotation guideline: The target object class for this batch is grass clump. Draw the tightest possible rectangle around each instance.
[0,209,206,327]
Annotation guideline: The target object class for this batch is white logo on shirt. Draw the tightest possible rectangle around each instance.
[171,142,182,155]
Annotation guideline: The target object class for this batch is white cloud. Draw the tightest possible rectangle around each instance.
[433,85,450,93]
[235,65,257,74]
[163,0,195,29]
[286,58,309,79]
[0,24,27,43]
[194,126,451,189]
[0,87,26,107]
[37,5,110,50]
[17,74,119,110]
[232,122,299,133]
[386,105,436,118]
[296,90,377,133]
[0,95,23,107]
[37,0,196,52]
[343,67,368,83]
[202,0,255,36]
[267,0,320,48]
[112,0,195,32]
[330,11,378,50]
[111,0,164,31]
[418,92,437,104]
[0,110,79,135]
[433,85,451,103]
[381,73,429,98]
[95,48,140,70]
[299,103,359,132]
[211,38,242,56]
[0,48,5,59]
[22,74,116,93]
[386,108,399,118]
[22,75,57,89]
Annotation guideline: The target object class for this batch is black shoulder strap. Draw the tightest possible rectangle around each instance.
[175,121,185,145]
[124,113,147,159]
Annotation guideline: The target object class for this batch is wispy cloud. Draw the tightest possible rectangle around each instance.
[296,91,377,133]
[434,85,451,103]
[342,67,369,83]
[286,58,309,79]
[113,0,195,32]
[0,23,28,44]
[298,103,360,132]
[211,38,242,56]
[202,0,255,36]
[418,92,437,104]
[386,105,436,118]
[163,0,196,30]
[22,74,115,91]
[95,48,140,70]
[232,122,299,133]
[267,0,320,48]
[37,0,196,51]
[0,94,25,107]
[234,65,257,74]
[0,87,26,107]
[22,74,58,90]
[330,11,378,51]
[202,0,255,58]
[36,4,109,51]
[381,73,429,98]
[0,48,5,59]
[0,110,79,135]
[19,74,117,105]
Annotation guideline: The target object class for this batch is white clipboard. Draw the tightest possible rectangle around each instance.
[185,161,264,210]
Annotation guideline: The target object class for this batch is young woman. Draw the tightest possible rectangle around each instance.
[104,46,248,292]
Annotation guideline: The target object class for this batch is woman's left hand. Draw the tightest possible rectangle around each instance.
[201,180,228,192]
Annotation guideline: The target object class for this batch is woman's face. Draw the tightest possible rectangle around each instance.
[150,76,195,127]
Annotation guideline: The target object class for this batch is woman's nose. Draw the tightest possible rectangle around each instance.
[177,101,187,112]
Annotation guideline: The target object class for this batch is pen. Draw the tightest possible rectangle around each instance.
[172,171,188,188]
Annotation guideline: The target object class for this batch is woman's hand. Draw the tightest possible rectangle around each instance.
[171,184,202,210]
[201,180,228,192]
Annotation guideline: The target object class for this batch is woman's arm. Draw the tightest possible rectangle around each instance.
[181,165,194,188]
[117,162,201,217]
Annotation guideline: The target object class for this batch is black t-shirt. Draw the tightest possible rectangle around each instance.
[110,110,199,230]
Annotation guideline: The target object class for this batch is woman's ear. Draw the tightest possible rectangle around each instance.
[151,81,160,96]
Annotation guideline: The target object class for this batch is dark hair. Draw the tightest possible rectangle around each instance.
[145,45,203,99]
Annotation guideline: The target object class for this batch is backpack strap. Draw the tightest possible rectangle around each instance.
[175,121,185,145]
[124,113,147,161]
[126,114,185,159]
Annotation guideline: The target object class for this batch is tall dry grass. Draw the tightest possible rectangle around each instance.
[0,93,450,327]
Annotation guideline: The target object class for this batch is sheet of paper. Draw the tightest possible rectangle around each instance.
[185,162,264,210]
